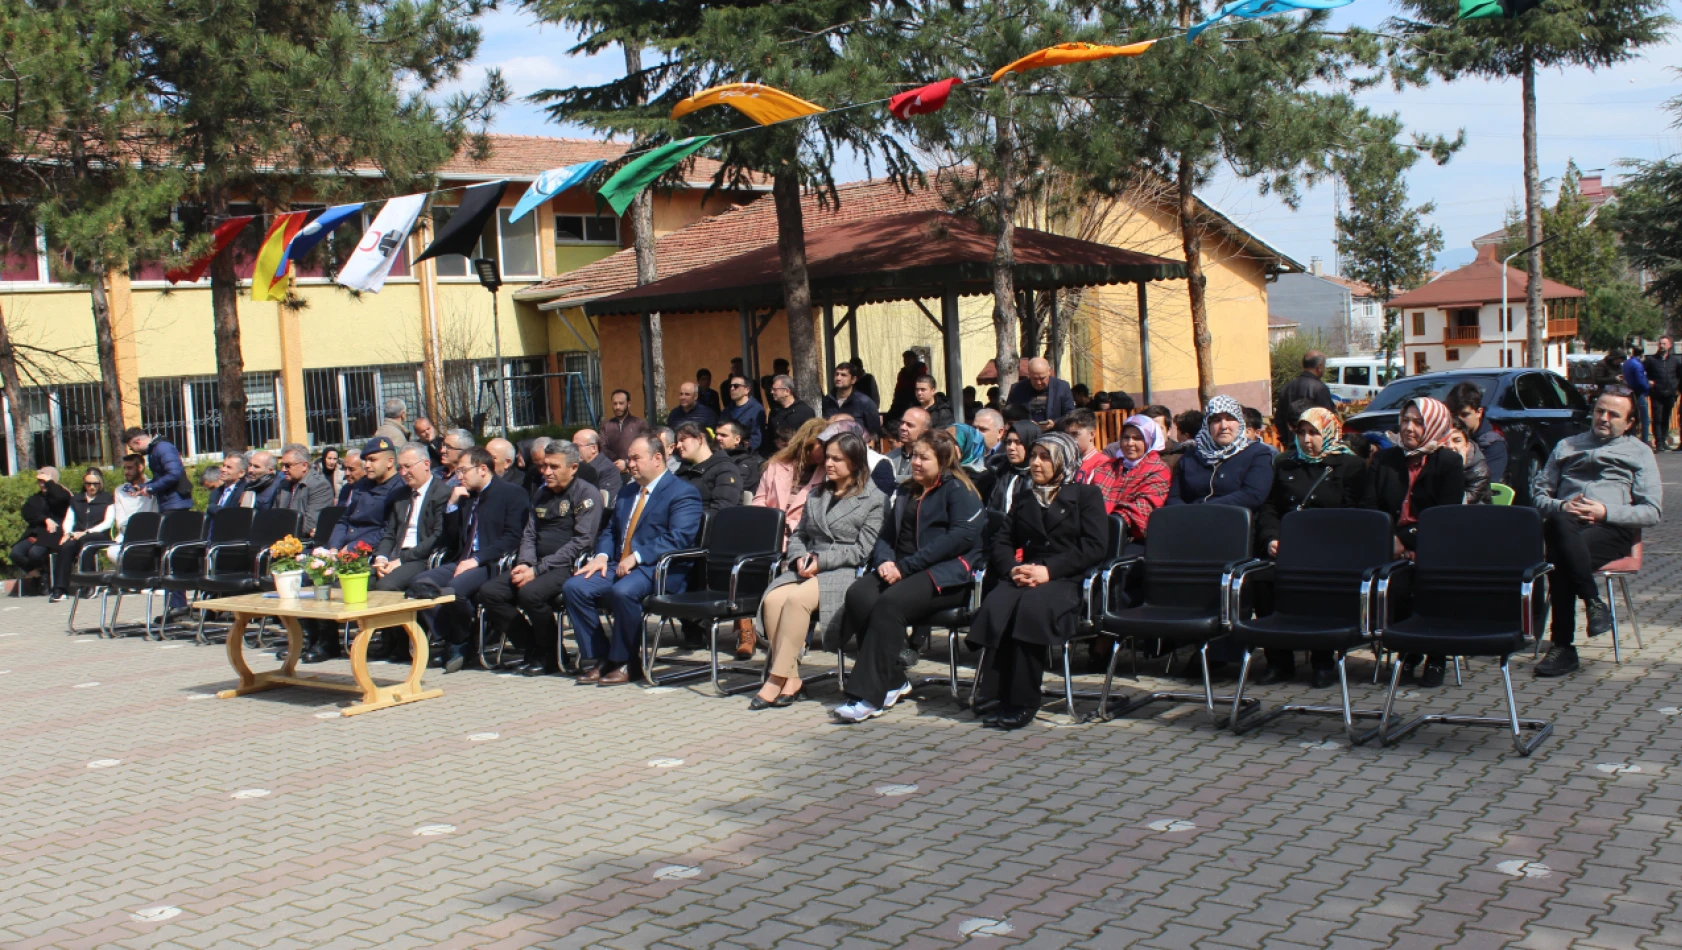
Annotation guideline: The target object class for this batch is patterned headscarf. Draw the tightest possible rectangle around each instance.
[1118,414,1164,471]
[950,424,986,469]
[1402,397,1453,457]
[1029,431,1080,507]
[1293,407,1354,464]
[1194,395,1252,464]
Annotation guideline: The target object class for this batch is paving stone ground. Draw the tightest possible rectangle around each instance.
[4,459,1682,949]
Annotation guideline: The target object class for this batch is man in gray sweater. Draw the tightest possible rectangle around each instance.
[1533,386,1663,677]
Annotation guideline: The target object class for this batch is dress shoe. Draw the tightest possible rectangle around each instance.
[1257,665,1296,686]
[1534,645,1579,678]
[597,666,631,686]
[1586,599,1613,638]
[521,660,563,677]
[575,665,602,685]
[1310,668,1338,689]
[301,641,339,664]
[749,693,777,711]
[988,706,1037,730]
[734,621,757,661]
[442,649,465,675]
[772,687,805,707]
[981,706,1014,727]
[1419,663,1446,689]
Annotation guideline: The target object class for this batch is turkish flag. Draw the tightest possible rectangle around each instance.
[888,78,961,120]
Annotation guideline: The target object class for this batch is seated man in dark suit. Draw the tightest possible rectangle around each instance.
[409,446,530,673]
[203,453,249,536]
[366,441,452,661]
[480,440,604,676]
[564,435,703,686]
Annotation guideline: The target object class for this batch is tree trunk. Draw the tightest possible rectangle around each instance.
[624,43,667,422]
[88,272,127,460]
[0,301,33,470]
[207,186,248,455]
[773,168,822,411]
[1177,153,1216,405]
[1522,55,1545,369]
[1047,291,1066,374]
[1018,290,1042,360]
[992,106,1020,393]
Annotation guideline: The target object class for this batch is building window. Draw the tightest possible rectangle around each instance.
[1413,352,1428,374]
[1411,312,1426,337]
[1,211,42,283]
[1445,348,1460,362]
[1505,308,1515,333]
[497,209,539,278]
[429,206,483,278]
[555,214,619,245]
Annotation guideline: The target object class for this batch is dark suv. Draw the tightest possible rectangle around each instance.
[1343,368,1590,502]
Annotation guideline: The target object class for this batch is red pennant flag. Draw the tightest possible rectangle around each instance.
[889,78,961,120]
[166,215,255,284]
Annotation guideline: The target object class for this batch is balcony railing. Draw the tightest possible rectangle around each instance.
[1547,317,1578,338]
[1444,325,1481,343]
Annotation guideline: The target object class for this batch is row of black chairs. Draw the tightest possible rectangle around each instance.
[631,501,1562,756]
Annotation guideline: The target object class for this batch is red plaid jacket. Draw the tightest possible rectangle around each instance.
[1085,452,1172,541]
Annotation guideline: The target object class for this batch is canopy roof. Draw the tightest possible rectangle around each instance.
[581,210,1186,317]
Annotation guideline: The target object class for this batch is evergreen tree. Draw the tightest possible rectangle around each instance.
[1387,0,1672,369]
[1334,115,1445,370]
[1606,87,1682,322]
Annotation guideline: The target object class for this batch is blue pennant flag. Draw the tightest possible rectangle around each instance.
[275,203,365,278]
[508,161,605,223]
[1187,0,1353,41]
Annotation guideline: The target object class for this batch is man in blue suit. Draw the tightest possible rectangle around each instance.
[124,427,195,512]
[565,434,703,686]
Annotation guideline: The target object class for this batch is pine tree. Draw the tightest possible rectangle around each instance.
[1334,115,1445,371]
[1609,110,1682,320]
[1387,0,1672,369]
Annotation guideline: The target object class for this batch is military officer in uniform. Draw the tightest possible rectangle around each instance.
[478,440,605,676]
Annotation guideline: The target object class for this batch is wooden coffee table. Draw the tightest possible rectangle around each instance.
[197,590,454,716]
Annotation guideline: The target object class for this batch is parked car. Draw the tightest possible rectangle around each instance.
[1324,356,1404,402]
[1343,368,1590,504]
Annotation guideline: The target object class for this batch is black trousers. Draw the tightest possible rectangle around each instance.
[1652,393,1676,449]
[11,535,58,575]
[1544,512,1636,645]
[841,570,965,707]
[983,630,1049,710]
[479,568,570,654]
[1264,649,1334,673]
[54,531,110,592]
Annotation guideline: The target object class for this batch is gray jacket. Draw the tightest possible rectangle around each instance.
[1534,432,1662,528]
[762,482,887,649]
[274,472,336,536]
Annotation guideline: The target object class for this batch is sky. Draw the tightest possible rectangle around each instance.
[462,2,1681,274]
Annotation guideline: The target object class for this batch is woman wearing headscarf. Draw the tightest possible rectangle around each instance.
[1255,406,1370,687]
[1089,414,1171,556]
[966,433,1109,729]
[949,423,996,501]
[1361,395,1465,688]
[1165,395,1274,511]
[987,420,1041,513]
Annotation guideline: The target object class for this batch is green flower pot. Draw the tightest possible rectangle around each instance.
[338,572,371,605]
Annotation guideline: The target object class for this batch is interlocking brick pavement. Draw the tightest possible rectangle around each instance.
[4,458,1682,948]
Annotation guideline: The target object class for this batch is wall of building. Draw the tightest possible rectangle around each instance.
[1268,273,1355,353]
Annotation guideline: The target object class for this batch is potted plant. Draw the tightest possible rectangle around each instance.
[269,535,306,599]
[332,541,376,604]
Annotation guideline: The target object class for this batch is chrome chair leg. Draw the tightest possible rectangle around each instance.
[1452,656,1463,686]
[1618,575,1642,649]
[1605,574,1623,664]
[1229,649,1255,733]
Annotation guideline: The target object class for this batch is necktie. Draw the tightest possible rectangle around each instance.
[462,493,479,560]
[620,488,647,560]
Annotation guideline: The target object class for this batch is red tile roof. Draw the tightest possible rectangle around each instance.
[1320,274,1376,297]
[1388,243,1584,309]
[435,134,757,186]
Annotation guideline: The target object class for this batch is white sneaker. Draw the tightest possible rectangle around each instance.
[883,682,913,709]
[833,700,883,723]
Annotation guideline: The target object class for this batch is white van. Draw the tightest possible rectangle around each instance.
[1324,357,1403,401]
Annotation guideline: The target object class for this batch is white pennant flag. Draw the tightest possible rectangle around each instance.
[336,193,427,293]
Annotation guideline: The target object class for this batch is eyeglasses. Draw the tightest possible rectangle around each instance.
[83,481,101,488]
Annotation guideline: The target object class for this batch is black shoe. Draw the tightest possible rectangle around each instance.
[748,694,776,710]
[1419,664,1446,689]
[1257,665,1296,686]
[300,644,334,664]
[772,687,805,707]
[49,591,68,604]
[521,660,562,677]
[1311,668,1337,689]
[443,650,465,675]
[989,706,1037,730]
[1586,599,1613,638]
[1535,645,1579,678]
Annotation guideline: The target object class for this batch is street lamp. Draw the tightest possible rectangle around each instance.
[472,257,509,435]
[1501,205,1598,369]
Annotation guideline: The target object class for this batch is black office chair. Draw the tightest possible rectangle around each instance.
[1226,509,1403,744]
[153,508,256,624]
[1093,505,1262,725]
[1376,506,1555,756]
[644,506,785,695]
[190,509,304,645]
[310,506,345,548]
[67,512,160,636]
[105,511,205,640]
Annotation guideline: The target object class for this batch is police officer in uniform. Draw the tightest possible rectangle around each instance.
[479,440,605,676]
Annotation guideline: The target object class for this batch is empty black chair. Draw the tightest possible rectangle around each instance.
[1377,506,1554,756]
[106,511,205,640]
[310,506,345,547]
[1226,509,1402,744]
[154,507,255,600]
[191,509,304,644]
[66,512,161,636]
[644,506,785,695]
[1094,505,1261,724]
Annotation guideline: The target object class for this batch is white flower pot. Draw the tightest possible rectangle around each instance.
[274,570,305,600]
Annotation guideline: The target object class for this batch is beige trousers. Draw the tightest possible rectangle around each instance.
[761,578,821,678]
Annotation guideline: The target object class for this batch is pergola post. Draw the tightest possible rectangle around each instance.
[1047,292,1064,377]
[1137,282,1152,403]
[739,303,753,387]
[822,302,836,383]
[941,289,963,403]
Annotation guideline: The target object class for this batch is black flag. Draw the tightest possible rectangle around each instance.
[415,181,509,263]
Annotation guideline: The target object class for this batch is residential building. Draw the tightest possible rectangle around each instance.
[1266,258,1384,354]
[1390,243,1584,375]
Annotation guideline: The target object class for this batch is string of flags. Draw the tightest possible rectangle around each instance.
[175,3,1527,298]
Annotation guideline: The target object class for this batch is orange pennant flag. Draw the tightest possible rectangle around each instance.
[990,40,1158,83]
[670,83,827,126]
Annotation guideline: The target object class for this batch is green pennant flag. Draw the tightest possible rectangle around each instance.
[1459,0,1542,18]
[597,136,717,216]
